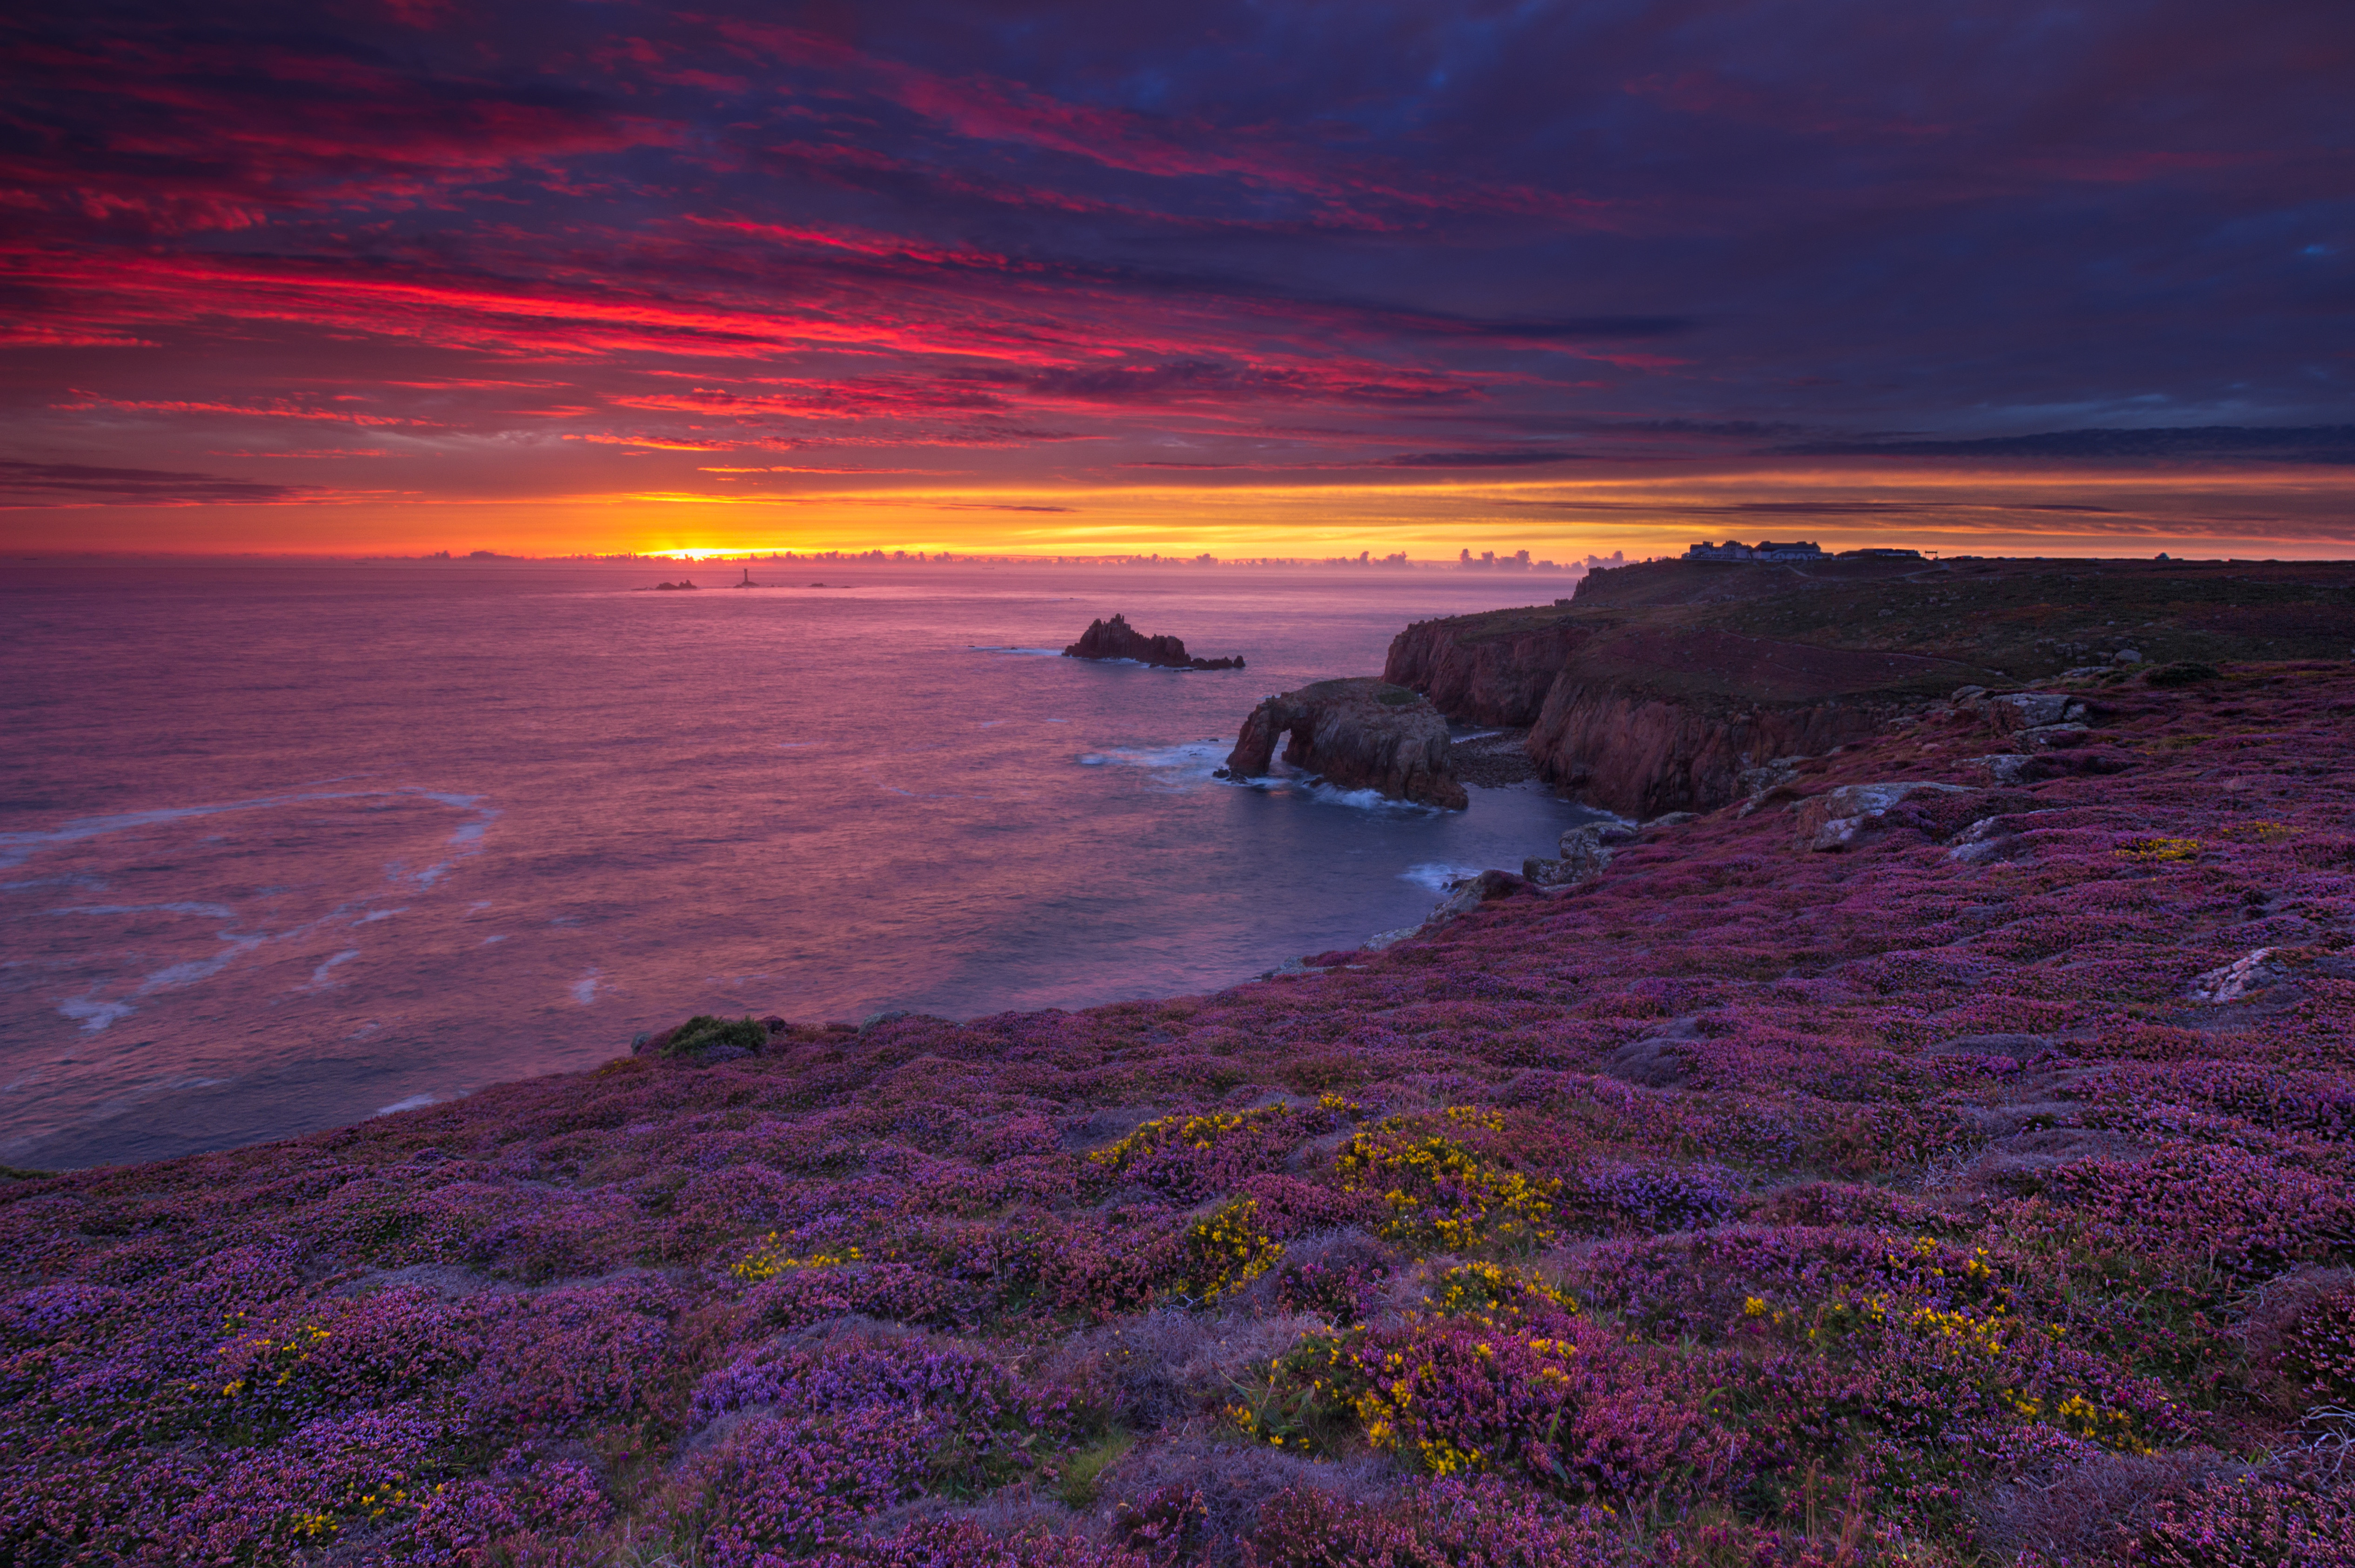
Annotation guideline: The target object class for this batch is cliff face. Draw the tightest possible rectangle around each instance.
[1382,614,1589,726]
[1225,676,1467,808]
[1390,609,1967,817]
[1523,625,1970,816]
[1385,555,2355,820]
[1528,680,1898,818]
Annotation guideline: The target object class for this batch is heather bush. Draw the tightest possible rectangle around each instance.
[1244,1477,1622,1568]
[684,1405,944,1562]
[2124,1469,2355,1565]
[690,1334,1092,1481]
[2282,1287,2355,1405]
[813,1519,1155,1566]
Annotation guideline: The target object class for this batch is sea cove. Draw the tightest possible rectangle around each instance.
[0,560,1598,1170]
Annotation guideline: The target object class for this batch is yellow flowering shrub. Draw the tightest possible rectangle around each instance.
[731,1234,863,1282]
[1180,1198,1283,1304]
[1334,1109,1560,1253]
[1423,1261,1579,1321]
[1088,1108,1283,1174]
[2115,836,2202,863]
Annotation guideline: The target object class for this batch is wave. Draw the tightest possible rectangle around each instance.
[0,786,499,872]
[11,786,502,1034]
[1078,740,1229,774]
[1072,741,1442,814]
[1227,773,1443,815]
[299,949,361,992]
[1400,861,1485,891]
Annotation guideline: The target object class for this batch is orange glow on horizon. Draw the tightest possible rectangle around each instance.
[9,463,2355,564]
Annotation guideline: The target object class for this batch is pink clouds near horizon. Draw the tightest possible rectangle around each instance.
[1,1,2350,555]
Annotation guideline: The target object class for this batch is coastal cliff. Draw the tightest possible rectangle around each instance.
[1522,625,1963,816]
[1224,676,1467,808]
[1064,613,1244,669]
[1382,612,1588,725]
[18,660,2355,1565]
[1387,554,2355,817]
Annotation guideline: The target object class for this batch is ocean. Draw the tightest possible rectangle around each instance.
[0,559,1598,1169]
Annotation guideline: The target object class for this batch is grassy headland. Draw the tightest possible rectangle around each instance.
[3,650,2354,1564]
[1387,557,2355,818]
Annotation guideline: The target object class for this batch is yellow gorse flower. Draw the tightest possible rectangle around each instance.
[1335,1112,1560,1250]
[1181,1198,1284,1303]
[731,1233,864,1281]
[2114,836,2202,863]
[1089,1107,1289,1174]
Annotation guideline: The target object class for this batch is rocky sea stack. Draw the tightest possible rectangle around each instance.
[1224,676,1467,808]
[1063,614,1244,670]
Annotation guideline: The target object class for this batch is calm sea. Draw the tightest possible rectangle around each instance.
[0,560,1594,1169]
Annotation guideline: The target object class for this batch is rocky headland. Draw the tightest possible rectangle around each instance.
[7,651,2355,1566]
[1064,614,1245,670]
[1387,554,2355,819]
[1223,676,1467,808]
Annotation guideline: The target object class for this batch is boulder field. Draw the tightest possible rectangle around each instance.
[5,662,2355,1566]
[1223,677,1467,809]
[1064,614,1245,670]
[1386,554,2355,820]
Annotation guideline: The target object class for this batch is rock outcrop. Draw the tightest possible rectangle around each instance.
[1386,606,1980,819]
[631,1014,786,1061]
[1384,613,1589,726]
[1384,554,2355,822]
[1791,781,1974,852]
[1064,614,1244,670]
[1223,677,1467,808]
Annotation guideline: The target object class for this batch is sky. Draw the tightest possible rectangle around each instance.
[2,0,2351,560]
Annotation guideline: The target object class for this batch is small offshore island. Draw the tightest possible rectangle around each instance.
[7,556,2355,1566]
[1065,614,1246,670]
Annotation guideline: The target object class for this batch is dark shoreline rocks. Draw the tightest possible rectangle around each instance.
[1383,555,2355,820]
[1224,676,1467,809]
[1449,727,1539,787]
[1063,613,1244,670]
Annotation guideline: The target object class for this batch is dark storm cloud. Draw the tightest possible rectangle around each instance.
[0,460,316,505]
[1778,427,2355,464]
[1379,450,1586,469]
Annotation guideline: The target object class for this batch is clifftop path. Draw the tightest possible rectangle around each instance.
[1386,555,2355,816]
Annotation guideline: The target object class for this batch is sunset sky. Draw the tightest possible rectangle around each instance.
[3,1,2349,559]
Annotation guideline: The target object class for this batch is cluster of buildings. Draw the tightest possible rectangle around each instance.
[1685,540,1923,562]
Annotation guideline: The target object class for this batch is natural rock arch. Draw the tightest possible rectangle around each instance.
[1224,678,1467,809]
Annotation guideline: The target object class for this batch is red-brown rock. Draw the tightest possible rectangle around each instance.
[1224,677,1467,809]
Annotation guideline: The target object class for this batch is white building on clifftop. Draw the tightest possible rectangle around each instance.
[1686,539,1824,561]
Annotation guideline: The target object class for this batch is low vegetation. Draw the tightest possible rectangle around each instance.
[4,661,2354,1564]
